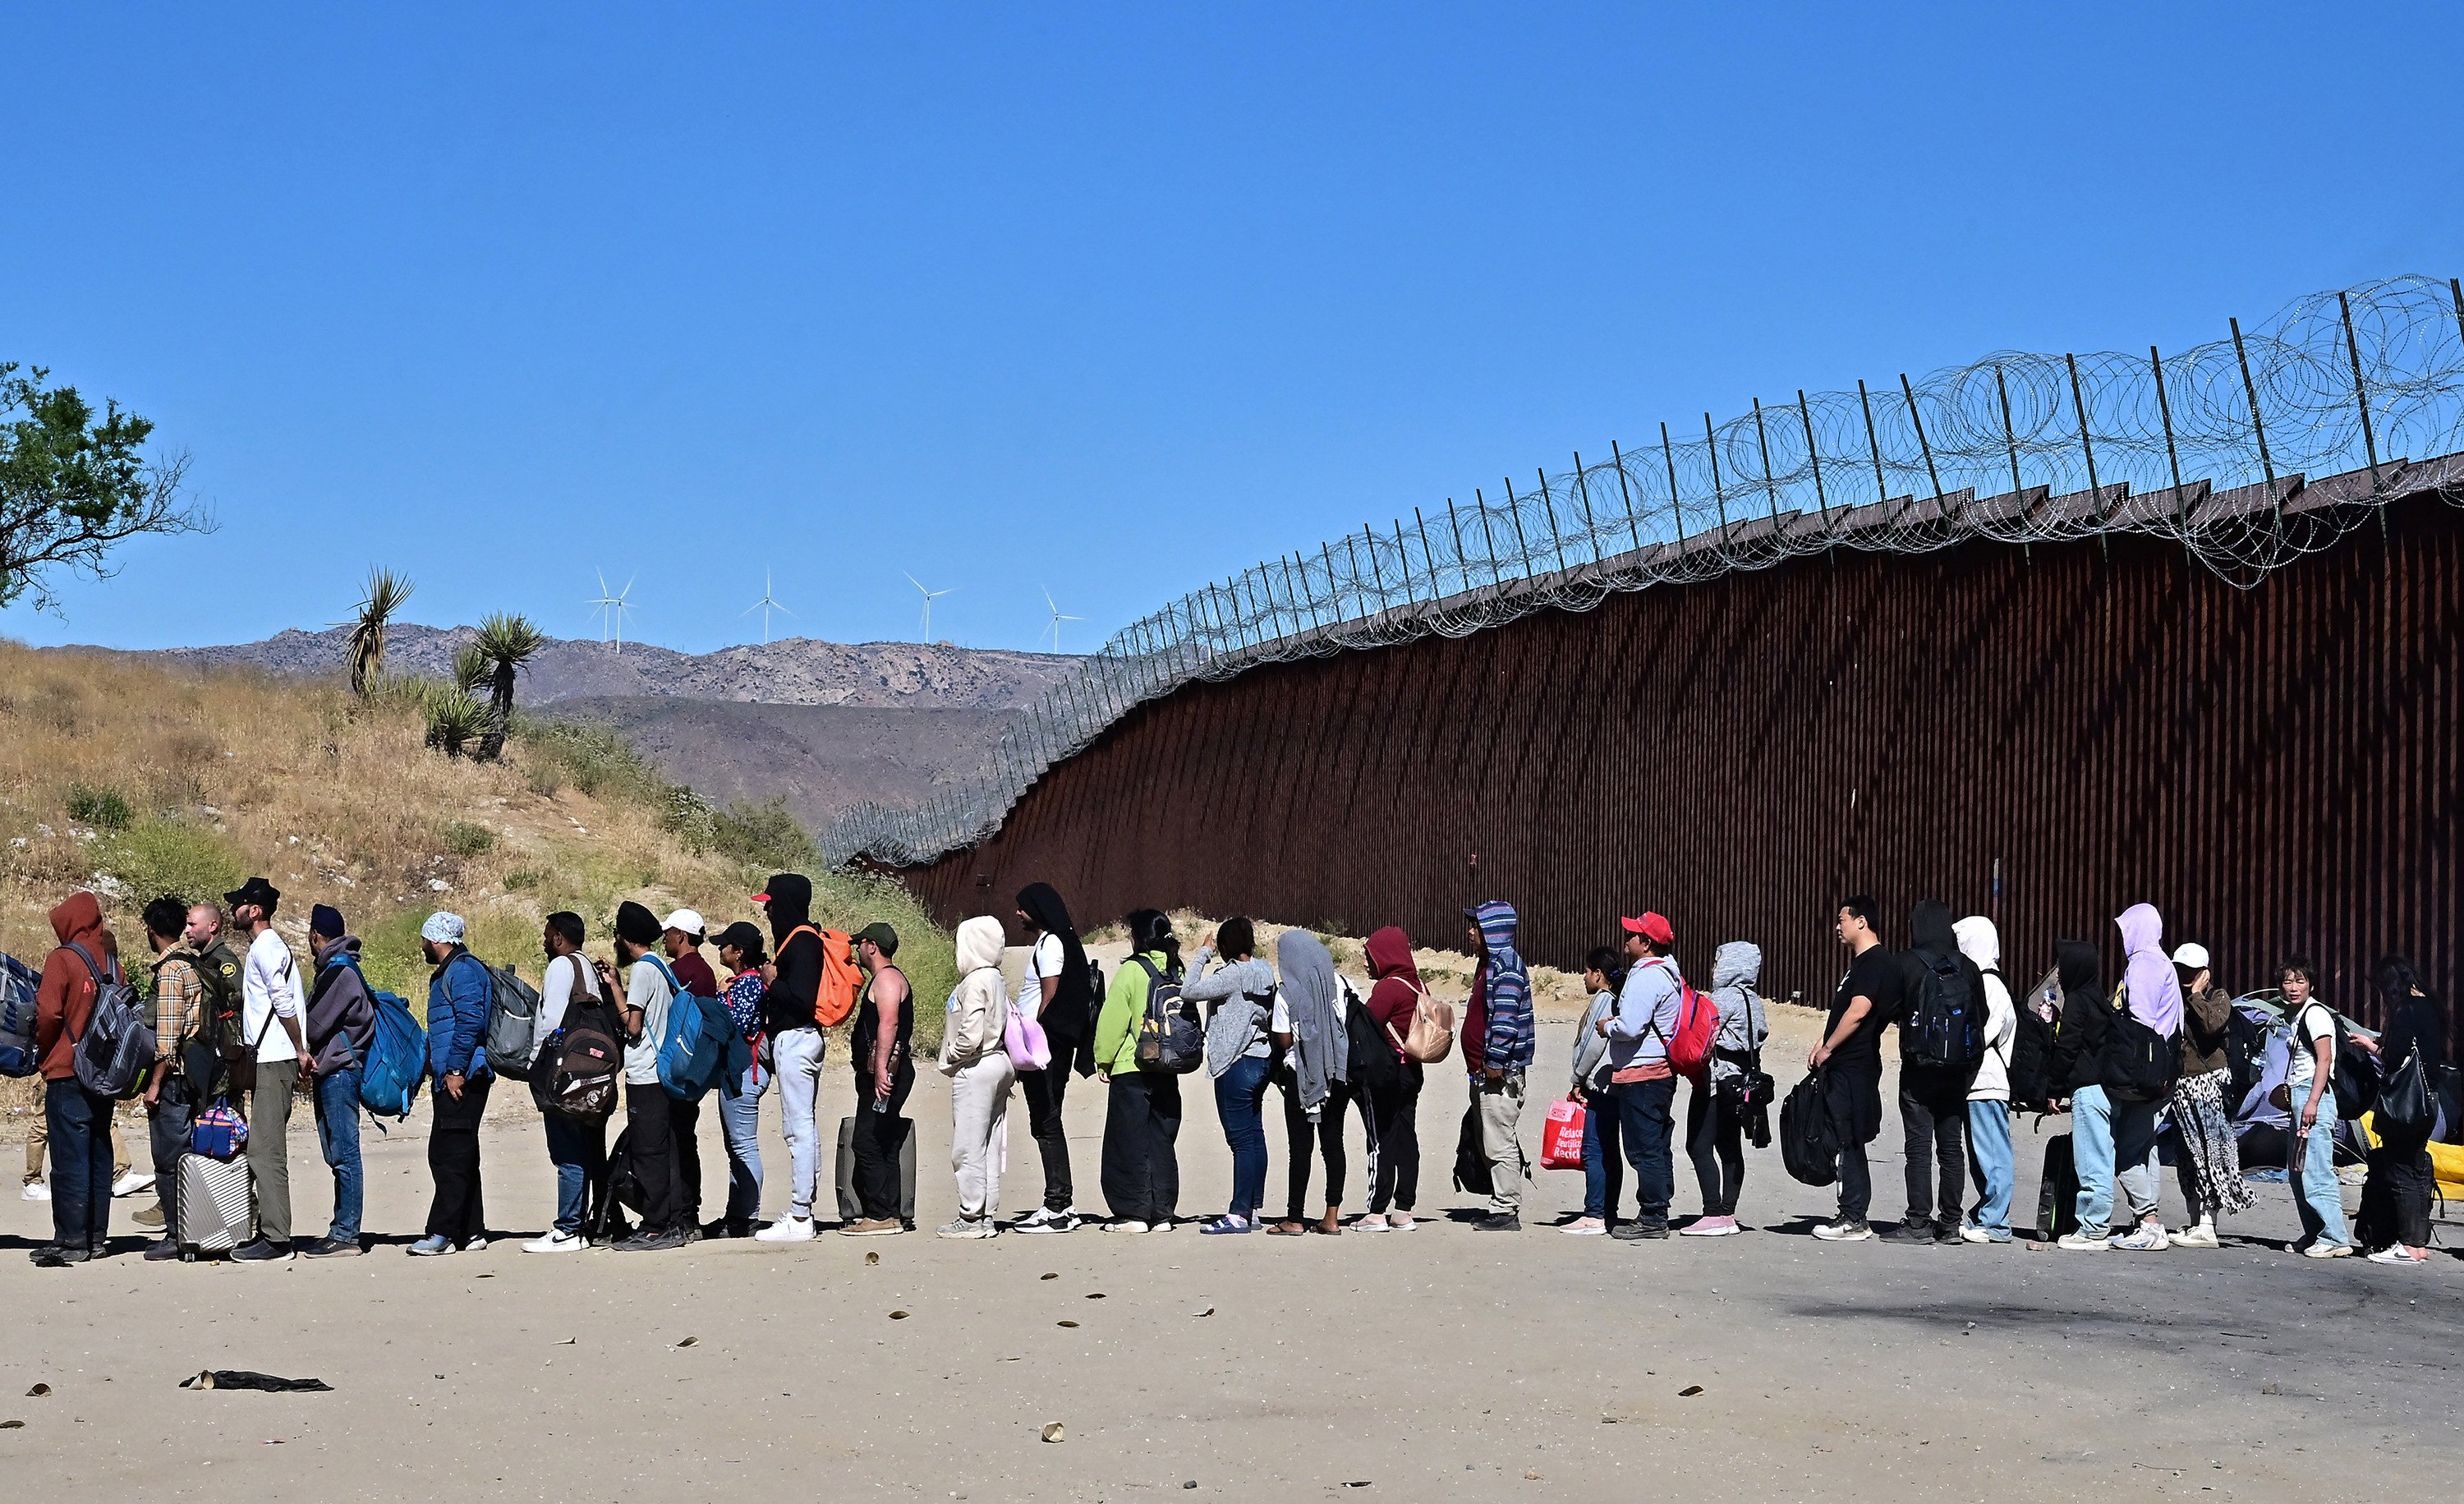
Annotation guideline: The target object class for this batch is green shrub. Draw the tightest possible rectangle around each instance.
[66,783,132,830]
[503,867,545,891]
[513,716,669,804]
[441,820,496,857]
[94,819,242,911]
[711,798,816,872]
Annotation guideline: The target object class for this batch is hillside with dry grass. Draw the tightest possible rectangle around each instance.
[0,641,954,1125]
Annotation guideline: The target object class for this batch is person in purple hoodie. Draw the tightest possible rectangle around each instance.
[2065,903,2181,1253]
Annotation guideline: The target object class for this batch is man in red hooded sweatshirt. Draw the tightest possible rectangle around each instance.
[32,891,119,1266]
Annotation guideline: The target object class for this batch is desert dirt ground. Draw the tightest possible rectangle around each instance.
[2,951,2458,1502]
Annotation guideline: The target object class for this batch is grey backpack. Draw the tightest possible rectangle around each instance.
[67,942,156,1099]
[481,961,545,1082]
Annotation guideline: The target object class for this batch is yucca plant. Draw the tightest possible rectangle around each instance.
[342,568,413,697]
[451,642,491,695]
[470,612,545,761]
[421,683,486,757]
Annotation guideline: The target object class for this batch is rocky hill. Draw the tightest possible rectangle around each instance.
[140,624,1076,709]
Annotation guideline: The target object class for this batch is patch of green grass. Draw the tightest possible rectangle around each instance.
[93,819,242,912]
[711,798,816,871]
[67,783,132,830]
[513,716,669,804]
[441,820,496,857]
[502,867,545,891]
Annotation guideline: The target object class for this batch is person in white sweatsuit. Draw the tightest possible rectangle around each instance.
[939,916,1015,1239]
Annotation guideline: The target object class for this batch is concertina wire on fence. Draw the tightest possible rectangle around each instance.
[826,274,2464,870]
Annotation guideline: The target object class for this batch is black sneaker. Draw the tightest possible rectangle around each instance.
[1933,1223,1964,1247]
[144,1239,185,1262]
[1876,1221,1933,1244]
[614,1229,687,1253]
[30,1244,90,1267]
[301,1236,364,1258]
[1472,1212,1522,1232]
[232,1239,293,1263]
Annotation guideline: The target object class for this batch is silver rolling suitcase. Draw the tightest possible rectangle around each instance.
[177,1152,253,1260]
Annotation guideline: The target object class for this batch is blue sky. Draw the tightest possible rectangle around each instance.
[5,4,2458,653]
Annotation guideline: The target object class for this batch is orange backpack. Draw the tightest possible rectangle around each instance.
[775,925,863,1028]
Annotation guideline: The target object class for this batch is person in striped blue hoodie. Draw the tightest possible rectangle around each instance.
[1464,901,1534,1231]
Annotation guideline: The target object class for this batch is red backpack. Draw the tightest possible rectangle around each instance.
[1642,958,1721,1080]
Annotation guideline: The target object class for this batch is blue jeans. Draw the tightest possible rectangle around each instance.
[1965,1099,2013,1234]
[719,1060,767,1226]
[1615,1076,1678,1223]
[44,1078,113,1252]
[311,1065,365,1243]
[2071,1084,2160,1231]
[543,1111,605,1237]
[2294,1088,2351,1248]
[1579,1088,1624,1220]
[1214,1054,1271,1217]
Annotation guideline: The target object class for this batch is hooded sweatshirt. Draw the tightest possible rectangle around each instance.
[2048,940,2108,1093]
[1952,916,2017,1102]
[1362,927,1423,1065]
[306,935,379,1072]
[1466,901,1533,1075]
[1275,931,1348,1117]
[1188,945,1277,1079]
[760,872,822,1036]
[1900,899,1991,1070]
[2114,904,2183,1037]
[939,916,1009,1074]
[34,891,111,1082]
[1707,941,1769,1086]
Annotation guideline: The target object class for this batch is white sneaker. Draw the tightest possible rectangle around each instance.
[2300,1241,2353,1258]
[1103,1219,1149,1235]
[2167,1222,2220,1249]
[523,1232,584,1254]
[1014,1207,1076,1234]
[1811,1220,1875,1242]
[20,1182,48,1203]
[936,1217,997,1240]
[755,1216,816,1244]
[2056,1231,2110,1251]
[2365,1245,2425,1265]
[111,1171,154,1198]
[2109,1222,2168,1252]
[1561,1217,1607,1235]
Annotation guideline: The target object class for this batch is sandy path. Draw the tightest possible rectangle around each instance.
[2,972,2456,1502]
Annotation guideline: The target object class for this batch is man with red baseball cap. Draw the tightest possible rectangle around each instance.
[1593,910,1685,1239]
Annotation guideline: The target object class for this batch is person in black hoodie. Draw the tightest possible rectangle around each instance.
[1012,884,1096,1232]
[753,874,827,1243]
[1887,900,1986,1246]
[2044,939,2131,1249]
[2356,954,2446,1264]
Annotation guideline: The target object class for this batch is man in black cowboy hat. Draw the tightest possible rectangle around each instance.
[227,878,308,1263]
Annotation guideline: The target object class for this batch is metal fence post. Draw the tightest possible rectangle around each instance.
[2227,317,2282,536]
[2338,291,2388,541]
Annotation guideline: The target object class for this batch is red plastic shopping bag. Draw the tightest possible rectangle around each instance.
[1540,1096,1586,1171]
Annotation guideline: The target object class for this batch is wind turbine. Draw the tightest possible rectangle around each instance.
[1041,586,1084,652]
[742,568,793,646]
[588,570,637,653]
[904,573,956,643]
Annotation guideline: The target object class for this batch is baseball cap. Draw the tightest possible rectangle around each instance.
[663,908,707,944]
[853,921,899,958]
[710,921,765,957]
[2171,942,2211,970]
[1620,912,1674,947]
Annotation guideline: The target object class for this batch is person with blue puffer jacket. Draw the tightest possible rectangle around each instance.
[409,911,493,1256]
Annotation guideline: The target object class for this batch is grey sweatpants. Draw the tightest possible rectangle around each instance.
[246,1066,297,1244]
[1478,1069,1527,1214]
[949,1053,1016,1221]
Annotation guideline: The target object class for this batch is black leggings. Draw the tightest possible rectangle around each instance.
[1685,1082,1745,1217]
[1368,1066,1423,1213]
[1282,1076,1372,1221]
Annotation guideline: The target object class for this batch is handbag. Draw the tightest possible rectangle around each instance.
[1002,993,1052,1072]
[2377,1042,2432,1136]
[1539,1097,1586,1171]
[1395,981,1455,1065]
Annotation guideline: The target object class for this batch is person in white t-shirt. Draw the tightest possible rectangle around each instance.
[596,902,686,1253]
[2278,956,2352,1257]
[524,911,605,1253]
[1011,884,1092,1232]
[226,878,307,1263]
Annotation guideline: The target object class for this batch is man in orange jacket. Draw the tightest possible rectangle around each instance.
[31,890,120,1266]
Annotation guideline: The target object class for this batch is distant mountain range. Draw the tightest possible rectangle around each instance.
[91,624,1078,833]
[140,623,1077,709]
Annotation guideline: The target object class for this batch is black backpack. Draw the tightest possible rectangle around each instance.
[1341,980,1399,1093]
[1779,1072,1839,1186]
[2007,968,2060,1113]
[1129,958,1202,1074]
[2099,987,2178,1103]
[2293,1005,2378,1121]
[1902,946,1983,1071]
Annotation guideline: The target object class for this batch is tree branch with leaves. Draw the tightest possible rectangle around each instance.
[0,363,209,612]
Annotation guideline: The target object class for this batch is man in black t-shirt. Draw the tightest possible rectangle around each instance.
[1811,895,1902,1242]
[753,874,826,1243]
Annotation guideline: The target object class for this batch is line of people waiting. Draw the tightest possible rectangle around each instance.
[13,876,2445,1264]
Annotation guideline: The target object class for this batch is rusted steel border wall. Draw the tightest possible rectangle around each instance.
[903,492,2461,1028]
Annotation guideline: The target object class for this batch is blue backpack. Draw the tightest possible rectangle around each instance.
[650,958,730,1102]
[0,950,39,1077]
[359,990,429,1123]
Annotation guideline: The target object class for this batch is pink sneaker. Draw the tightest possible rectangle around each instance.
[1680,1215,1741,1237]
